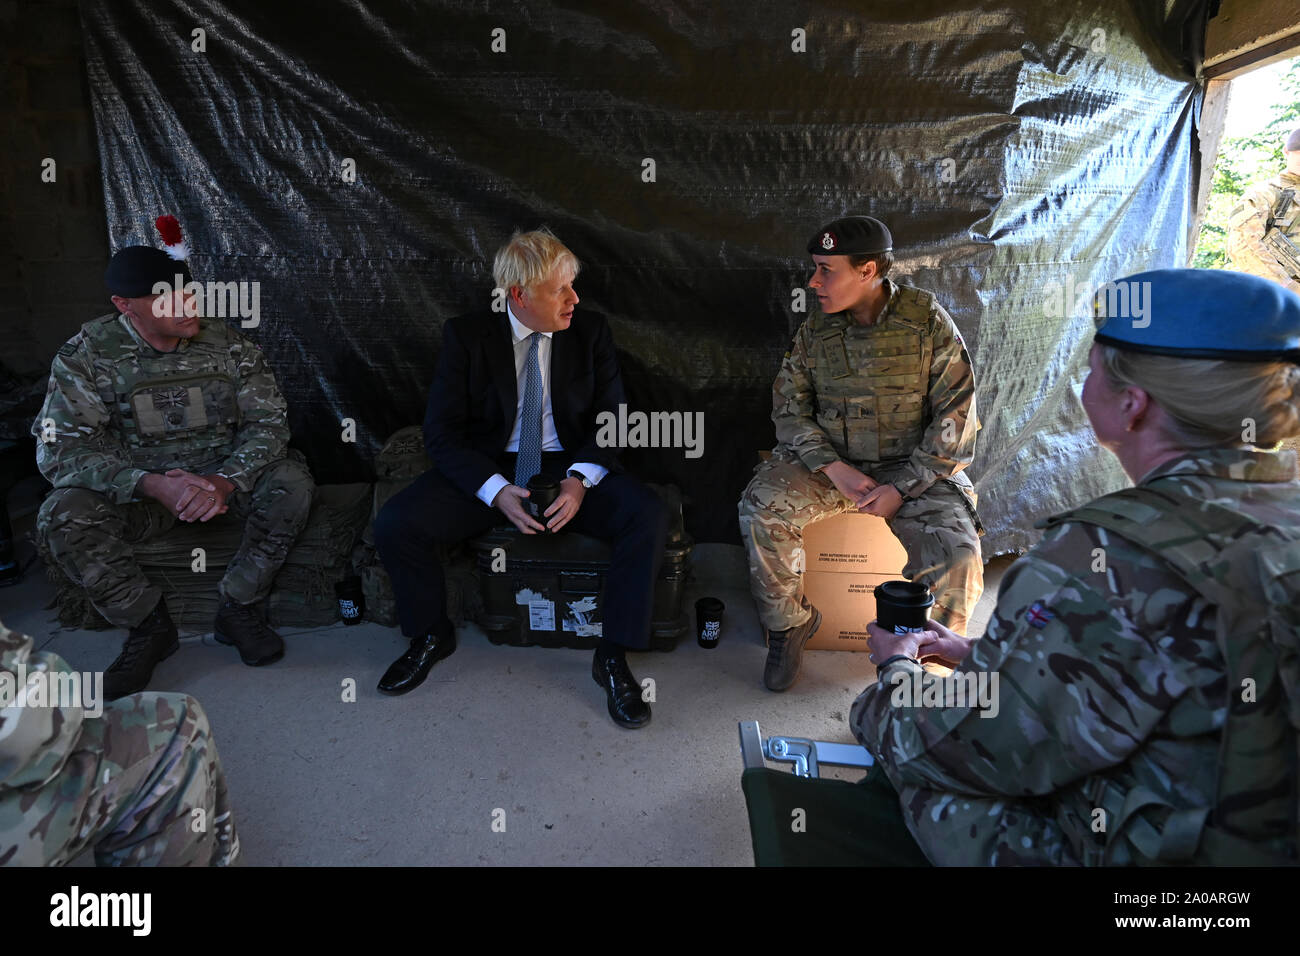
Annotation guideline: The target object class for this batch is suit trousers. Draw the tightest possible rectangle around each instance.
[374,452,669,649]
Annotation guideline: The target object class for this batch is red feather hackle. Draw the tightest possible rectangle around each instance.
[155,215,184,247]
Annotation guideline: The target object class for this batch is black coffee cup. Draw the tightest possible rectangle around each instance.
[695,597,725,648]
[335,575,364,625]
[873,580,933,634]
[526,475,561,529]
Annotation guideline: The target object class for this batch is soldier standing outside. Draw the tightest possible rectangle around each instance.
[1226,127,1300,295]
[33,223,314,700]
[738,216,983,692]
[852,269,1300,865]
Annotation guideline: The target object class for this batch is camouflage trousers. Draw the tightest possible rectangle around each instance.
[0,693,238,866]
[738,452,984,634]
[37,458,314,628]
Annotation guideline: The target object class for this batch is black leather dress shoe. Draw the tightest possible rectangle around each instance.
[378,631,457,695]
[591,651,651,729]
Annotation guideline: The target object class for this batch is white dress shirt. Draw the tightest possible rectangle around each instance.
[475,305,609,506]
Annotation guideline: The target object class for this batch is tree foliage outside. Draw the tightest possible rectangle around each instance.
[1193,56,1300,269]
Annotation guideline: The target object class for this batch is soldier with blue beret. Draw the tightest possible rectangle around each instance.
[839,267,1300,865]
[1091,267,1300,359]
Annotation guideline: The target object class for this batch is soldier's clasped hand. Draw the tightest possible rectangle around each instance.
[193,473,235,522]
[171,469,230,522]
[857,482,904,519]
[820,460,878,503]
[141,469,229,522]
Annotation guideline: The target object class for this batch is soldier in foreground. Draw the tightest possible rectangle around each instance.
[33,223,314,699]
[1226,127,1300,296]
[845,269,1300,865]
[0,620,238,866]
[738,216,983,692]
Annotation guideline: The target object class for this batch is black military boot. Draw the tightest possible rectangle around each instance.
[104,600,180,701]
[763,603,822,692]
[214,596,285,666]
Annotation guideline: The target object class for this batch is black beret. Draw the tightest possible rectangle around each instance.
[104,246,191,298]
[807,216,893,256]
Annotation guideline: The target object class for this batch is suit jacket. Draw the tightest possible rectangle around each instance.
[424,308,627,499]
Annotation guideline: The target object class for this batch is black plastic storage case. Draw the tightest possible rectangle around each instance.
[470,528,691,651]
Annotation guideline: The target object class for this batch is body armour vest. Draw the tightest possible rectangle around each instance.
[80,314,247,474]
[807,285,934,464]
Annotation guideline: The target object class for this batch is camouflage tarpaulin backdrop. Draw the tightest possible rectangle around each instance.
[77,0,1213,552]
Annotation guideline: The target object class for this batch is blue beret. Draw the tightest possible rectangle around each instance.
[105,246,191,298]
[808,216,892,256]
[1093,268,1300,364]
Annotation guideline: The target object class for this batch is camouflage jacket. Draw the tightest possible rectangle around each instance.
[32,314,291,503]
[1226,171,1300,295]
[850,447,1300,865]
[771,279,978,500]
[0,622,84,796]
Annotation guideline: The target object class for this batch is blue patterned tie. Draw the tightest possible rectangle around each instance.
[514,332,543,486]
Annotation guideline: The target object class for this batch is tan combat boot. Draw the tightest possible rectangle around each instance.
[763,602,822,692]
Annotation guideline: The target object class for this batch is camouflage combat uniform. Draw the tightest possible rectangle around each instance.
[32,314,314,628]
[0,621,238,866]
[739,279,983,634]
[851,447,1300,865]
[1227,171,1300,296]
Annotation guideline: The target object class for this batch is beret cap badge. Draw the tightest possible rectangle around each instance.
[807,216,892,256]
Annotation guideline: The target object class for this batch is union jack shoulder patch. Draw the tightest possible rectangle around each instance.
[1025,601,1054,629]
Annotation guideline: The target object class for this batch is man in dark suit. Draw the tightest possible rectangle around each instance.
[373,228,668,728]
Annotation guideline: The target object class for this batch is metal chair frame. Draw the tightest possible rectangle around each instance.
[738,719,874,779]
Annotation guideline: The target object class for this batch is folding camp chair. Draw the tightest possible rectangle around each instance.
[736,720,931,866]
[738,720,874,777]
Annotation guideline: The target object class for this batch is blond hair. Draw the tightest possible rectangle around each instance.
[1096,343,1300,447]
[492,227,580,294]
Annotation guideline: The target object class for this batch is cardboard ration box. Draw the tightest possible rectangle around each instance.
[801,512,908,652]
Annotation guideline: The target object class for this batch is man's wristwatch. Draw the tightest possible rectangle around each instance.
[567,470,593,489]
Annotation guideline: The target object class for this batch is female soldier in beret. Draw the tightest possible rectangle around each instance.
[853,268,1300,865]
[739,215,984,693]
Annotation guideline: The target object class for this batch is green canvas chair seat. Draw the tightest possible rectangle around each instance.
[738,720,931,867]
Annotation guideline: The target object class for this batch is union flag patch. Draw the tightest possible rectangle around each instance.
[1025,601,1054,628]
